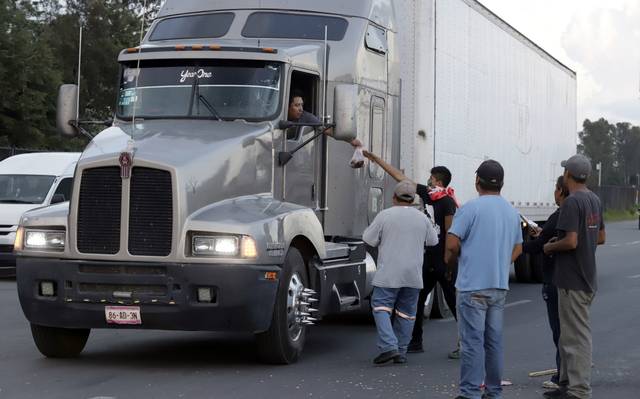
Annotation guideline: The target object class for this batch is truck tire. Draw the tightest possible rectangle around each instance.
[514,254,533,283]
[531,253,545,283]
[30,324,90,358]
[256,247,309,364]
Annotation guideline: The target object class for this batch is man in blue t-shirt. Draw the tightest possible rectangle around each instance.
[445,160,522,399]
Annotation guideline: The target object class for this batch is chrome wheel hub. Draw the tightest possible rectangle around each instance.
[286,273,318,342]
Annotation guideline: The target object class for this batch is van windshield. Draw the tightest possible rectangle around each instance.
[116,60,282,121]
[0,175,55,204]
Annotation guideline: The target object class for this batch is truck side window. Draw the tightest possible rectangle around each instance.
[365,25,387,55]
[288,71,320,141]
[369,96,385,179]
[53,178,73,202]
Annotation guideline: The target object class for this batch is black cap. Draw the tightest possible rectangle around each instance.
[476,160,504,186]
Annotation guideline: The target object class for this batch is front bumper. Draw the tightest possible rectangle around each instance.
[17,257,279,333]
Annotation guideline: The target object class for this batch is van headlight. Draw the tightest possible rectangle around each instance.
[191,235,257,258]
[23,229,66,251]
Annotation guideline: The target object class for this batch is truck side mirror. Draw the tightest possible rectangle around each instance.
[56,84,79,137]
[333,84,359,142]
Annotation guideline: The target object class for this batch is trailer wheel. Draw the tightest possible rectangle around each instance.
[531,253,545,283]
[514,254,533,283]
[30,324,90,358]
[256,247,309,364]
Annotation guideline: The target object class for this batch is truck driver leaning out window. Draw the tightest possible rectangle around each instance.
[287,90,362,147]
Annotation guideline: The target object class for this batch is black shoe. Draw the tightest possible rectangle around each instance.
[407,341,424,353]
[393,354,407,364]
[542,389,566,398]
[373,350,400,364]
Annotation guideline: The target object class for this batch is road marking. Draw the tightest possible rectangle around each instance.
[628,274,640,279]
[608,241,640,248]
[505,299,532,308]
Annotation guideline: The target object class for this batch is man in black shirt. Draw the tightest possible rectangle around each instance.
[363,151,459,357]
[543,154,605,399]
[522,176,569,390]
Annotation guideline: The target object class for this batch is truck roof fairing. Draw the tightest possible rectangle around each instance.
[157,0,394,30]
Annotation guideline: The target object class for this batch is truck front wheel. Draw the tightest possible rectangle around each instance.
[30,324,90,358]
[256,247,309,364]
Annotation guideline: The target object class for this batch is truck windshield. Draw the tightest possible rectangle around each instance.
[116,60,282,121]
[0,175,55,204]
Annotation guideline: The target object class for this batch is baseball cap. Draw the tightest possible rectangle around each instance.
[476,160,504,186]
[394,180,416,202]
[561,154,591,180]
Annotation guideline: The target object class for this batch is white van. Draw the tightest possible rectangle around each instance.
[0,152,80,276]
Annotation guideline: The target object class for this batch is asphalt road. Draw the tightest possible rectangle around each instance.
[0,221,638,399]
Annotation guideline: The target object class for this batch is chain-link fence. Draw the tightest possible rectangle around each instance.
[0,147,47,162]
[591,185,639,211]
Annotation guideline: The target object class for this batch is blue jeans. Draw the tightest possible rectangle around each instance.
[457,289,507,399]
[371,287,421,355]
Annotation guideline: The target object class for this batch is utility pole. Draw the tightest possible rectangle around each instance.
[596,162,602,187]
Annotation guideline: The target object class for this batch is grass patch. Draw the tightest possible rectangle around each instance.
[604,208,638,222]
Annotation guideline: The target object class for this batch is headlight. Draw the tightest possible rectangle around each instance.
[191,235,257,258]
[23,229,65,251]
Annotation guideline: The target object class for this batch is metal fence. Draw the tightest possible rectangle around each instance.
[0,146,46,162]
[591,185,639,211]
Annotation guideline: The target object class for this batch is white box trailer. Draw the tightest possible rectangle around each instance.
[395,0,576,285]
[398,0,577,219]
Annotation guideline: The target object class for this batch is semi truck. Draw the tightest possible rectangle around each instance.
[15,0,577,364]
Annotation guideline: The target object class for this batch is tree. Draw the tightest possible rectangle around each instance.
[614,123,640,186]
[0,0,162,150]
[0,0,62,148]
[579,118,621,185]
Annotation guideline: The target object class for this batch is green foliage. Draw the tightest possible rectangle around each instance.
[603,208,638,223]
[0,0,161,151]
[579,118,640,187]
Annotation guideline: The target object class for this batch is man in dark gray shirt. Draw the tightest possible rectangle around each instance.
[543,154,606,399]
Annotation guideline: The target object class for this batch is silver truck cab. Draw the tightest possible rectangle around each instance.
[16,1,399,363]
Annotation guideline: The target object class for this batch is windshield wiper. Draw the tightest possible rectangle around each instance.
[197,94,223,120]
[0,199,36,204]
[187,73,222,121]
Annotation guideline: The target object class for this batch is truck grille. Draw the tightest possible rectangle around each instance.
[78,264,167,276]
[128,167,173,256]
[77,167,122,254]
[78,283,168,296]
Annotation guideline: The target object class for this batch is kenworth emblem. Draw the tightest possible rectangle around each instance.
[119,152,133,179]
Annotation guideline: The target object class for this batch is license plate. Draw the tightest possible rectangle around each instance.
[105,306,142,325]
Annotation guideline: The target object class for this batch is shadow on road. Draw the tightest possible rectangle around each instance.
[50,318,374,369]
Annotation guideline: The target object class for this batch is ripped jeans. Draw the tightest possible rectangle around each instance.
[371,286,421,355]
[457,289,507,399]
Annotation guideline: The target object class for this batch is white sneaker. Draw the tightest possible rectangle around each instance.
[542,380,559,389]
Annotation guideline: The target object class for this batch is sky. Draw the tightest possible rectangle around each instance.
[478,0,640,130]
